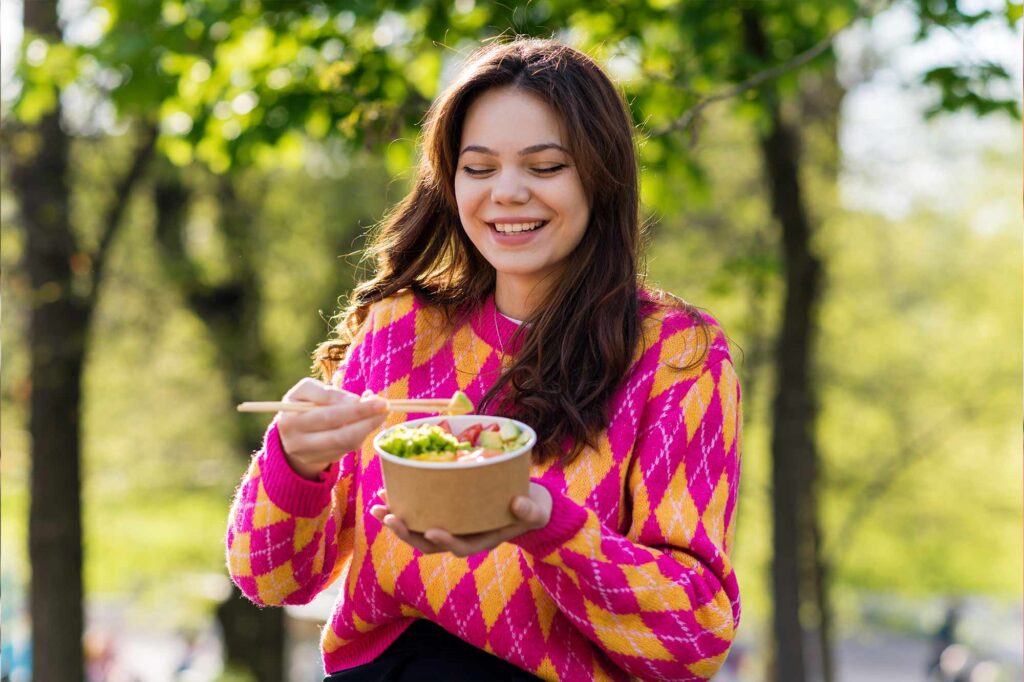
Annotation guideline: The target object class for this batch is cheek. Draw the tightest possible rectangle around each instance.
[454,179,482,223]
[555,180,590,232]
[453,178,467,215]
[566,199,590,251]
[547,171,586,212]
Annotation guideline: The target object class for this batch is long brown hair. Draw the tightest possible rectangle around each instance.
[314,38,709,463]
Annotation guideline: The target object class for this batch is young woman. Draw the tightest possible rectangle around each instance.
[226,38,742,682]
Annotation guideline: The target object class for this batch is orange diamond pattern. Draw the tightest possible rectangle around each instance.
[226,291,742,681]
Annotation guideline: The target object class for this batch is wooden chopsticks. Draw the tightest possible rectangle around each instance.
[237,398,455,414]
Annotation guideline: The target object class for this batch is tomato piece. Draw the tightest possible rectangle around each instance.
[480,449,504,459]
[484,423,501,432]
[435,420,452,433]
[456,424,483,446]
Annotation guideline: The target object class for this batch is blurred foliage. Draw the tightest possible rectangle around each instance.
[11,0,1020,185]
[2,0,1021,660]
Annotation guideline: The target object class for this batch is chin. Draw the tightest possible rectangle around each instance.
[490,263,544,277]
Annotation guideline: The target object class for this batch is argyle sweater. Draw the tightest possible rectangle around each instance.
[225,290,742,681]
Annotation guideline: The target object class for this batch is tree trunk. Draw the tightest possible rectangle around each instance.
[800,64,848,682]
[9,1,85,678]
[9,18,156,679]
[741,9,826,682]
[152,171,285,681]
[23,228,87,682]
[762,98,824,682]
[810,509,833,682]
[15,117,87,682]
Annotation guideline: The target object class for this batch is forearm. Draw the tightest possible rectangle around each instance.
[225,421,357,606]
[513,486,737,681]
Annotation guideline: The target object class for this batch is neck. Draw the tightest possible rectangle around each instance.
[494,272,557,320]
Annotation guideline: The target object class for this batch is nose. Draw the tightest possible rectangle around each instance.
[490,169,530,205]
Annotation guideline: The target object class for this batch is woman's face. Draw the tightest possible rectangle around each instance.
[454,87,590,298]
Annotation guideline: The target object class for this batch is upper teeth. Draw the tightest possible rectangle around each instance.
[494,221,544,233]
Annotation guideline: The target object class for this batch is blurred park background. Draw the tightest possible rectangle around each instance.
[1,0,1021,680]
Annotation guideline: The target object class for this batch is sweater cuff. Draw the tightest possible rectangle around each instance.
[511,479,589,558]
[258,421,340,518]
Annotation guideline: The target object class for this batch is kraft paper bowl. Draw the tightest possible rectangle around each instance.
[373,415,536,534]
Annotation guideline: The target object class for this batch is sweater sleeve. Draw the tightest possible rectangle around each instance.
[224,310,377,607]
[512,356,742,681]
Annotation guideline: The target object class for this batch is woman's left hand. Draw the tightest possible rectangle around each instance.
[369,482,552,557]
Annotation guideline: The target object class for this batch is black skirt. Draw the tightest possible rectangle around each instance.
[323,619,542,682]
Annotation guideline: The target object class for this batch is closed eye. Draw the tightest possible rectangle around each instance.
[461,165,567,177]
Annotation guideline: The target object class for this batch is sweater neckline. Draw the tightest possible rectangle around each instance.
[471,292,526,355]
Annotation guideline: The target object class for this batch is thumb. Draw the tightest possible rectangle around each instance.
[511,496,545,527]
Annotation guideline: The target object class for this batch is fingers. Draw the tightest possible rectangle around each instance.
[423,529,487,557]
[373,508,444,554]
[365,482,551,560]
[285,394,388,433]
[291,410,388,457]
[370,502,451,555]
[510,495,547,527]
[412,492,550,556]
[423,526,523,557]
[370,507,522,557]
[276,379,389,473]
[284,377,356,405]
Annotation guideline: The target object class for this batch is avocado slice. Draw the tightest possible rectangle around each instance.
[447,391,475,415]
[477,430,504,450]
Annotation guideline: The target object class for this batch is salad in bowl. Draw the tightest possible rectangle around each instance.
[372,415,536,533]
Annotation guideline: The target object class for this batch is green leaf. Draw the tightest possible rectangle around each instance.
[1007,0,1023,26]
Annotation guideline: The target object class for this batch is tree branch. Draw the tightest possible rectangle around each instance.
[89,123,158,305]
[648,0,889,142]
[825,392,988,568]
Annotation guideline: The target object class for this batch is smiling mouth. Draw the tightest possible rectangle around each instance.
[487,220,549,234]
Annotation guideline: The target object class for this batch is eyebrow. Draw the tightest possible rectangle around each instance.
[459,143,569,157]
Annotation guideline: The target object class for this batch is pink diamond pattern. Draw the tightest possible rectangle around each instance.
[225,291,742,680]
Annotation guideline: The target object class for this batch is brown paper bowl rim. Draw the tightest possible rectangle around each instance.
[373,415,536,470]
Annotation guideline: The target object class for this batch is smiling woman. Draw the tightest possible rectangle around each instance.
[225,37,742,682]
[455,87,590,320]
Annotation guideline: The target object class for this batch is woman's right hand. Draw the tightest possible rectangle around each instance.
[277,378,389,480]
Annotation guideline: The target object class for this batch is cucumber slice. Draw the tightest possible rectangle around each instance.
[498,422,520,441]
[478,430,504,450]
